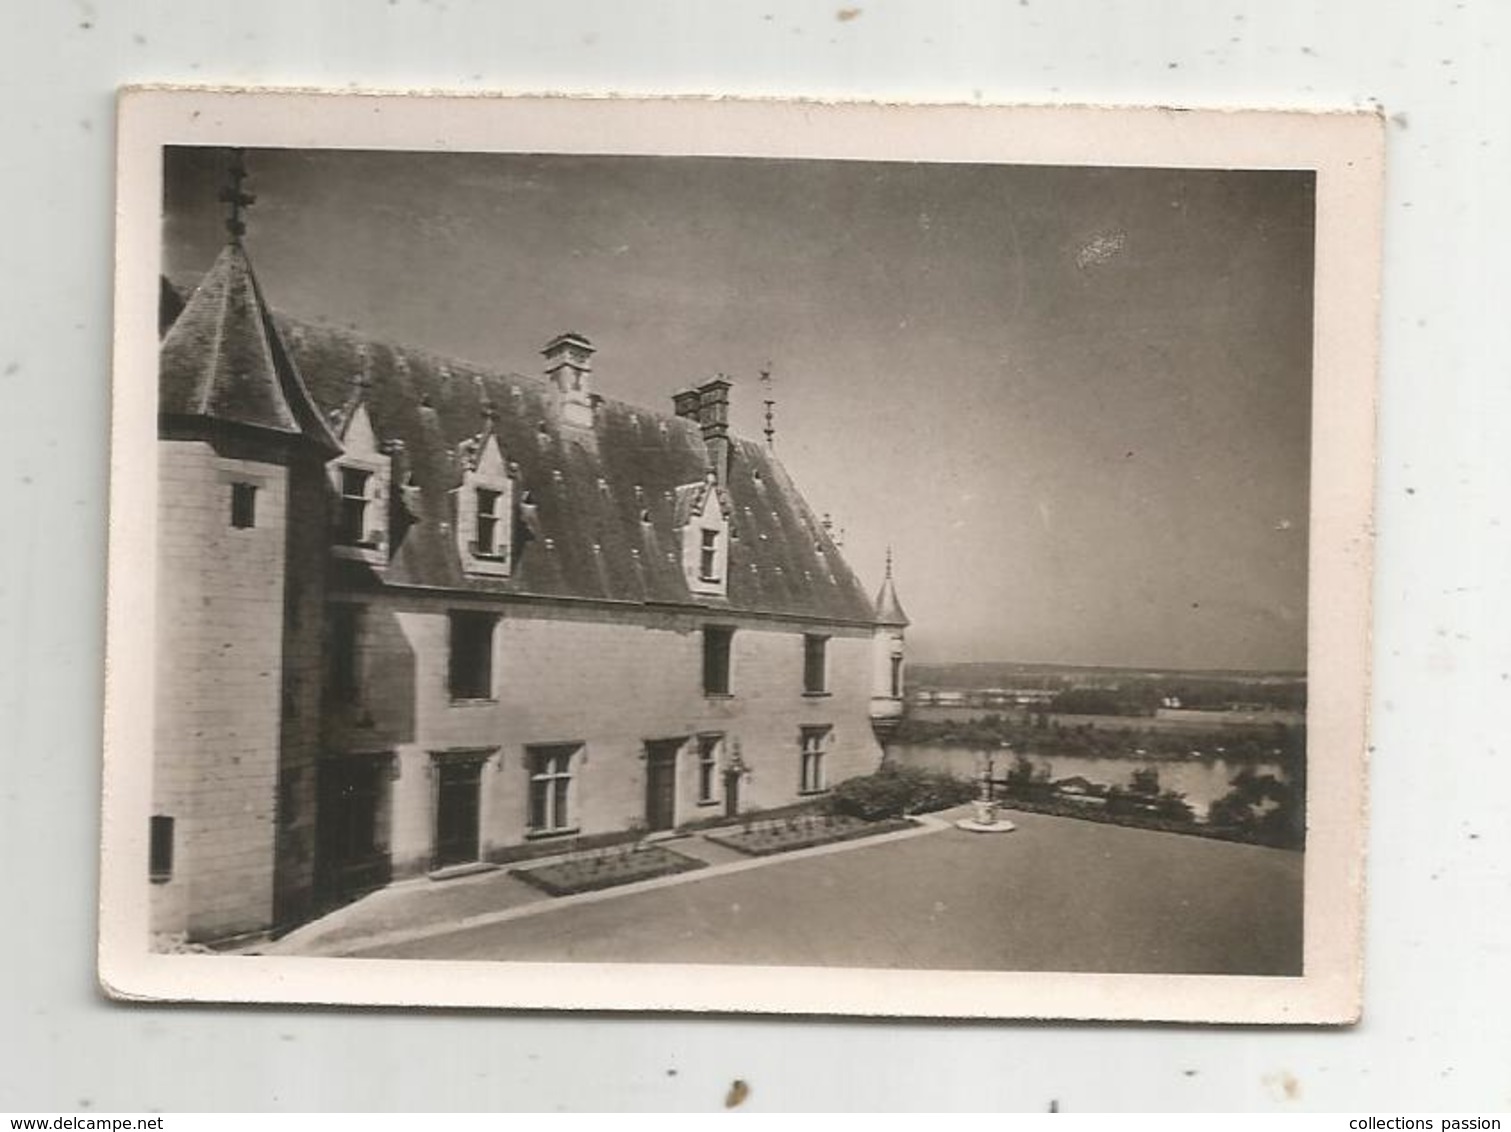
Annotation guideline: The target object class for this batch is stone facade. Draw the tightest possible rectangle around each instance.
[153,438,289,941]
[321,600,879,879]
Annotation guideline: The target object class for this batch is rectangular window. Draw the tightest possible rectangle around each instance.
[890,654,904,699]
[327,604,362,704]
[699,528,719,581]
[149,815,174,883]
[338,467,372,546]
[803,634,829,695]
[230,482,257,528]
[448,611,496,700]
[527,745,577,833]
[702,626,734,696]
[800,726,831,794]
[696,734,722,804]
[475,487,503,557]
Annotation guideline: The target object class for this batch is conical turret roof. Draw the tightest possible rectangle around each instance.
[159,240,340,455]
[874,549,909,627]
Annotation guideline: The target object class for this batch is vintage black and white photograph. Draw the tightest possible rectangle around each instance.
[102,92,1378,1021]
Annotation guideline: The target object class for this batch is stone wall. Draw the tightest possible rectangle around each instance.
[271,449,330,930]
[154,438,288,942]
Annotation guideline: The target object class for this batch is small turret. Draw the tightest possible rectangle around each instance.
[874,545,910,629]
[153,150,337,942]
[870,547,909,742]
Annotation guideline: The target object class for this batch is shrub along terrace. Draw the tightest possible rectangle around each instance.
[703,764,975,856]
[827,763,977,822]
[993,756,1305,851]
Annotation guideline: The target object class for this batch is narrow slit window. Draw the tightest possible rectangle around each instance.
[803,634,829,695]
[702,626,733,696]
[149,815,174,883]
[697,734,721,804]
[327,605,362,704]
[699,528,720,581]
[230,482,257,529]
[338,467,372,546]
[475,487,503,557]
[279,770,301,828]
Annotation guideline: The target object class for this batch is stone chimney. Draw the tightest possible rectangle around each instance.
[671,388,702,421]
[542,332,595,429]
[696,376,732,484]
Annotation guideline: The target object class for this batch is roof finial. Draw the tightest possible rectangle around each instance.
[760,363,775,449]
[350,346,372,399]
[218,149,256,243]
[885,544,893,579]
[474,374,497,424]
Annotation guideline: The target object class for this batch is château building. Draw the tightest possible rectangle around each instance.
[150,174,910,945]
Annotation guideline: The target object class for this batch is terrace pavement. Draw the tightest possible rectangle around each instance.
[283,806,1303,974]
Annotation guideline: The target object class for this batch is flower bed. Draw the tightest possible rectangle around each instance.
[511,843,706,896]
[703,813,916,857]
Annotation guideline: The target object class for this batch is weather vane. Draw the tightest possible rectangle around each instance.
[760,362,775,448]
[218,149,256,241]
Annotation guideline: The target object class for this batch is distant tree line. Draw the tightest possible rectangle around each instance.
[911,665,1307,715]
[1042,680,1308,716]
[892,712,1305,772]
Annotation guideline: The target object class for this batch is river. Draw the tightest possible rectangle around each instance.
[907,704,1305,731]
[887,741,1289,820]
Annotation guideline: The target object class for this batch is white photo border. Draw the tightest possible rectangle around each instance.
[102,88,1381,1023]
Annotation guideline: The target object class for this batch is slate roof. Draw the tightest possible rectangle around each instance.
[158,255,880,625]
[874,572,910,627]
[158,276,185,337]
[159,243,340,456]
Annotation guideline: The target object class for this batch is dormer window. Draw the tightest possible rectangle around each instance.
[457,429,511,577]
[328,401,389,565]
[677,475,730,598]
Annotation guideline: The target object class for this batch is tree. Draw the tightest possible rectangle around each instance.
[1005,753,1037,795]
[1207,769,1301,848]
[1154,789,1195,823]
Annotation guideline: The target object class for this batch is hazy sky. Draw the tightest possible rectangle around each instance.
[163,147,1314,671]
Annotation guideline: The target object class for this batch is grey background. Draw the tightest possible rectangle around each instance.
[2,0,1506,1113]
